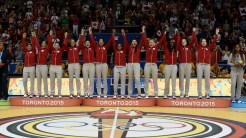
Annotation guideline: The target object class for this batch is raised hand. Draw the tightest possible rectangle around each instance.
[49,30,53,35]
[81,29,85,35]
[192,27,196,32]
[112,29,116,36]
[142,26,146,33]
[89,27,92,34]
[121,29,125,36]
[23,33,27,38]
[64,32,68,38]
[216,28,219,34]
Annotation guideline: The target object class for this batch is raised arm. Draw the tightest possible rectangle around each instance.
[105,36,113,50]
[89,27,97,50]
[209,28,219,51]
[61,32,68,52]
[121,29,130,49]
[163,31,167,51]
[156,31,166,50]
[22,33,27,53]
[192,27,201,49]
[141,26,149,49]
[31,32,36,54]
[112,29,117,52]
[79,29,85,51]
[188,29,196,49]
[47,30,53,51]
[35,36,41,50]
[174,29,180,51]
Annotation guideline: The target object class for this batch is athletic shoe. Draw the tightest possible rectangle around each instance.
[85,95,88,98]
[185,95,189,98]
[180,94,184,98]
[172,96,176,99]
[127,96,131,99]
[58,95,62,99]
[163,95,167,99]
[198,96,202,99]
[137,96,141,99]
[50,95,54,98]
[70,94,74,99]
[77,95,81,99]
[36,95,40,98]
[206,95,210,99]
[237,100,242,103]
[121,96,125,99]
[29,95,33,98]
[23,94,28,98]
[231,100,236,103]
[145,96,149,99]
[155,96,159,99]
[113,95,117,99]
[104,95,108,98]
[44,95,48,98]
[97,95,101,98]
[89,95,93,99]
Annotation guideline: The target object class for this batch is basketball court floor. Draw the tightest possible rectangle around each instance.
[0,105,245,138]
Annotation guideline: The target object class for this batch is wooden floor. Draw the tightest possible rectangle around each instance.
[0,105,245,138]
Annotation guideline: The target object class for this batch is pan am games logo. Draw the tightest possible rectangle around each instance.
[0,109,245,138]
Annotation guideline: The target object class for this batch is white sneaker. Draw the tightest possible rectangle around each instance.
[163,95,167,99]
[206,95,210,99]
[145,96,149,99]
[137,96,141,99]
[44,95,48,98]
[50,95,54,98]
[121,96,125,99]
[70,94,74,99]
[198,95,202,99]
[23,94,28,98]
[237,100,242,103]
[155,96,159,99]
[89,95,93,99]
[231,100,236,103]
[36,95,40,98]
[127,96,131,99]
[85,95,88,98]
[180,94,184,98]
[58,95,62,99]
[77,95,81,99]
[29,95,33,98]
[97,95,101,98]
[172,96,176,99]
[113,95,117,99]
[185,94,189,98]
[104,95,107,98]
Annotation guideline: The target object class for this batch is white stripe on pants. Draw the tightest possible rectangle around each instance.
[127,63,141,96]
[23,66,35,95]
[179,63,192,95]
[113,66,126,96]
[144,63,158,96]
[230,67,244,100]
[49,65,62,95]
[83,63,95,96]
[164,65,177,96]
[36,65,48,95]
[96,63,108,96]
[68,63,81,95]
[197,63,210,96]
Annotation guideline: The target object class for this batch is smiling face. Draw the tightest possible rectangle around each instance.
[201,39,207,47]
[131,39,137,47]
[41,41,46,48]
[181,39,187,46]
[27,44,32,51]
[170,39,175,46]
[70,39,76,47]
[85,41,90,47]
[149,39,155,47]
[99,39,104,46]
[54,42,60,50]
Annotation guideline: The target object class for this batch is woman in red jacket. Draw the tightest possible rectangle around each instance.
[194,28,219,99]
[49,32,68,98]
[163,29,180,99]
[34,31,52,98]
[22,32,36,98]
[177,28,196,98]
[143,26,166,99]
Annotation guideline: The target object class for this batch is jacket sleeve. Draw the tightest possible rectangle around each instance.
[22,38,27,53]
[209,34,218,51]
[79,34,85,51]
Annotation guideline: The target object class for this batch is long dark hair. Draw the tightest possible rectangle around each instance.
[232,44,244,63]
[167,39,176,52]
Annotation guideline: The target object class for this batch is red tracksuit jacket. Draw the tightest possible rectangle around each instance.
[50,38,68,65]
[163,34,180,64]
[112,36,127,66]
[35,35,52,65]
[79,35,95,64]
[22,37,36,67]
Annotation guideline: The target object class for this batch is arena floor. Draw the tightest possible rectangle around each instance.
[0,106,245,138]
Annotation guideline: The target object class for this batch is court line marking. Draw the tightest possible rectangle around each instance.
[110,107,119,138]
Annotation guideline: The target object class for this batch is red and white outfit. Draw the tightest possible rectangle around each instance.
[22,36,36,96]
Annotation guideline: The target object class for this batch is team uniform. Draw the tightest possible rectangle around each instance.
[90,34,113,98]
[163,34,180,99]
[123,33,144,98]
[22,36,36,98]
[66,41,82,98]
[79,35,95,98]
[194,34,218,98]
[143,33,165,98]
[34,35,52,97]
[49,37,68,98]
[177,32,195,98]
[112,37,127,98]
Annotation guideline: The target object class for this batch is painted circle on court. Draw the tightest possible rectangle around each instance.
[0,111,245,138]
